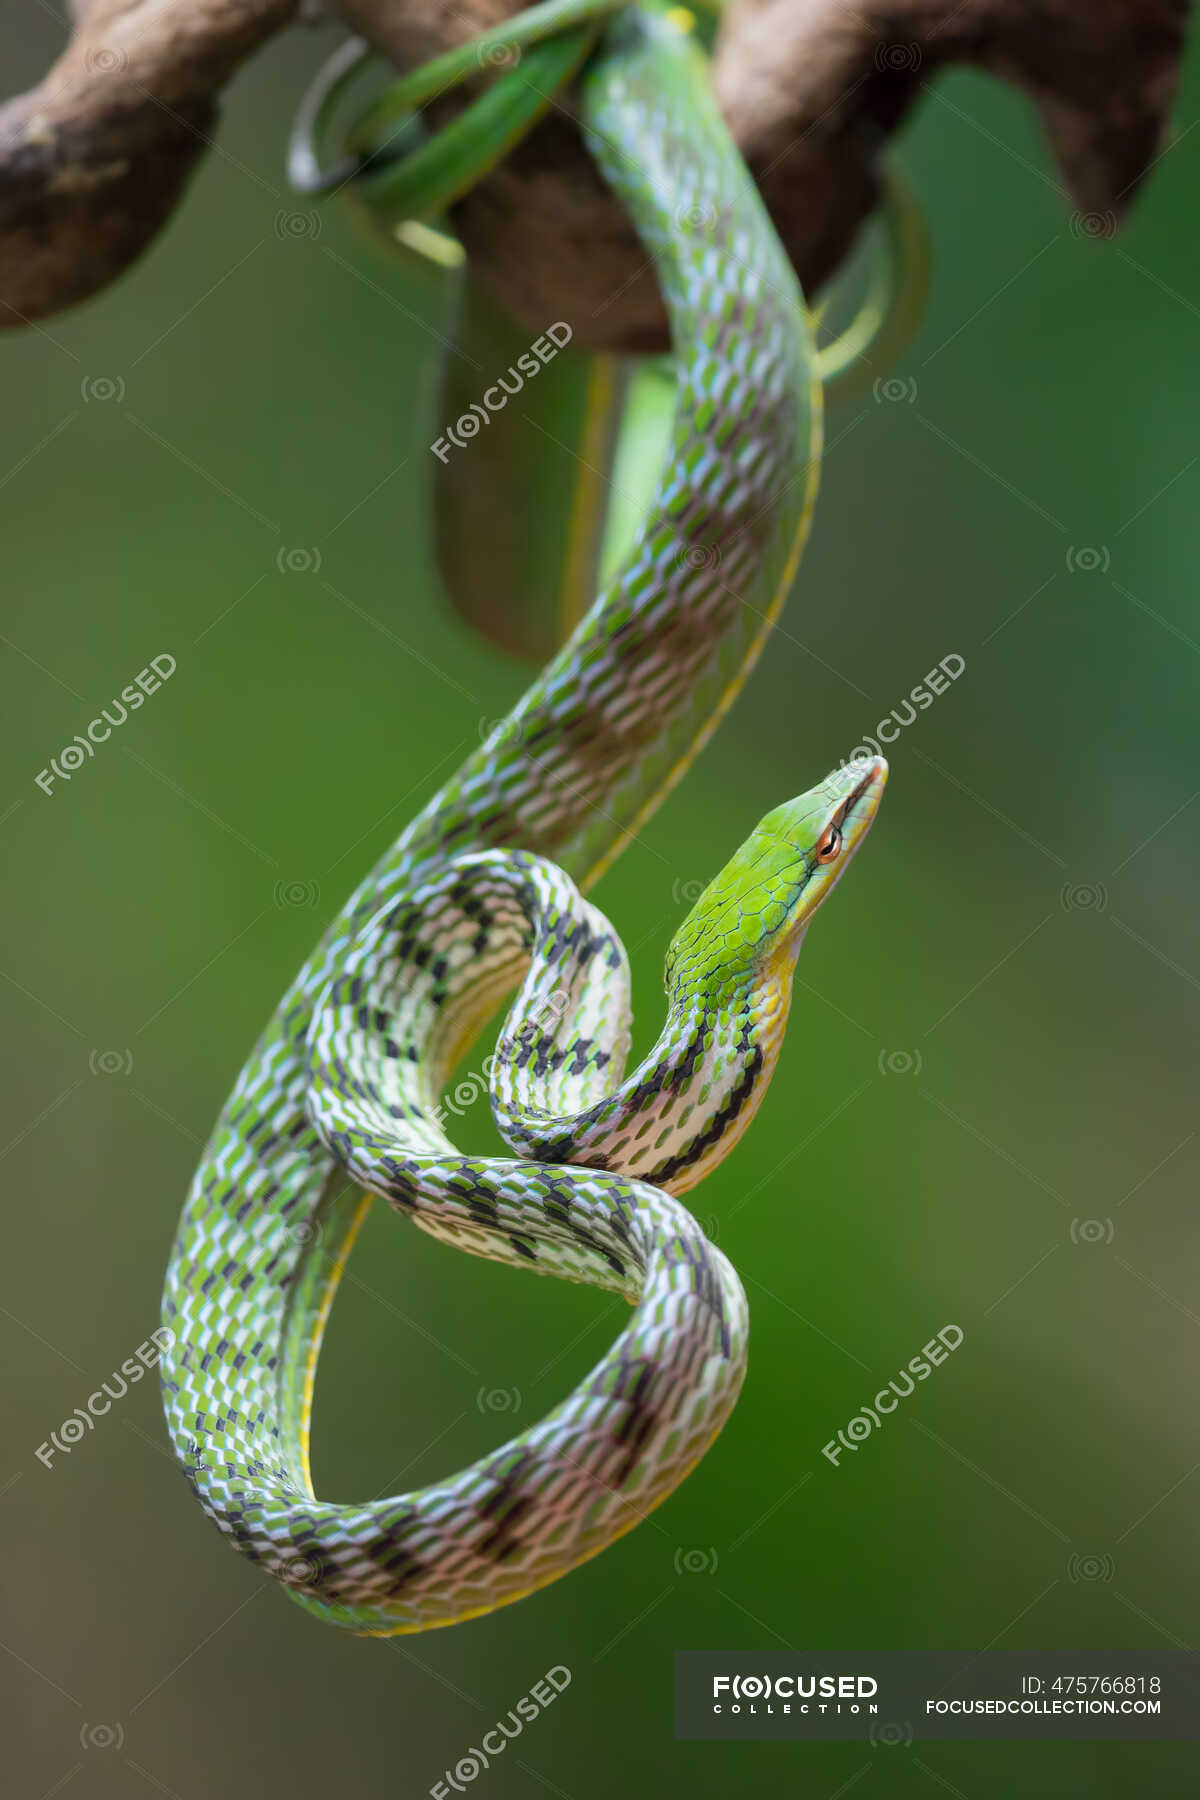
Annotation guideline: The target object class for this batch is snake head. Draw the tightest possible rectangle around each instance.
[665,756,887,998]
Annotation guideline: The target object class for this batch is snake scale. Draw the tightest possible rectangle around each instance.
[161,5,886,1634]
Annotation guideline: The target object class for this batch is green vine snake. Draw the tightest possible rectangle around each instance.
[161,0,897,1634]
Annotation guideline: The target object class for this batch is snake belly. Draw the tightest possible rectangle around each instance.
[161,6,820,1634]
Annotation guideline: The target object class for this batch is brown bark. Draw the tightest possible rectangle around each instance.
[0,0,1189,348]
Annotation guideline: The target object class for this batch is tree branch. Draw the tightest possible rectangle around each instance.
[0,0,1190,347]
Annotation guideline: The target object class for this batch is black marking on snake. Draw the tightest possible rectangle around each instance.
[220,1508,266,1564]
[282,999,309,1043]
[609,1358,658,1487]
[540,1183,627,1277]
[667,1027,706,1093]
[358,1530,427,1592]
[381,1158,420,1208]
[470,805,509,842]
[511,1029,543,1072]
[541,1195,573,1232]
[618,1052,674,1116]
[678,1232,732,1358]
[477,1453,537,1560]
[466,1194,501,1230]
[605,1198,637,1250]
[448,881,493,924]
[255,1238,282,1283]
[645,1047,764,1187]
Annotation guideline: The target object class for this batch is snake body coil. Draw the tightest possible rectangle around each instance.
[161,8,884,1633]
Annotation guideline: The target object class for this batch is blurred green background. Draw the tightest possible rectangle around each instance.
[3,8,1199,1797]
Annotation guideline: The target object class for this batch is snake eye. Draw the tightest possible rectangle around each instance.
[816,824,842,864]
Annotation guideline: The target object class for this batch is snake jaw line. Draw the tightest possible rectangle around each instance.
[666,755,888,992]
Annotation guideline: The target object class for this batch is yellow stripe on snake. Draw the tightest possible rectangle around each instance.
[160,5,887,1634]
